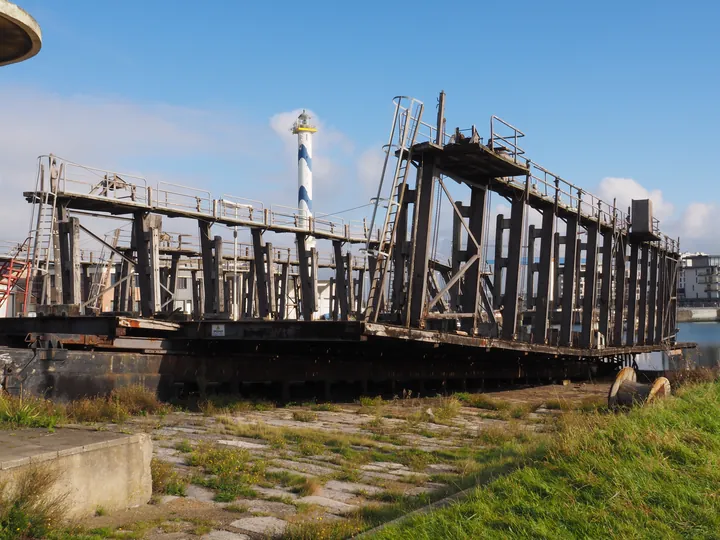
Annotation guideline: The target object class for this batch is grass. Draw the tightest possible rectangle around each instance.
[374,382,720,539]
[0,466,67,540]
[187,442,264,501]
[0,385,168,429]
[198,395,275,416]
[283,516,364,540]
[292,410,317,423]
[454,392,509,411]
[150,459,188,497]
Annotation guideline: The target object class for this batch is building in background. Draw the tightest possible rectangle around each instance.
[678,253,720,305]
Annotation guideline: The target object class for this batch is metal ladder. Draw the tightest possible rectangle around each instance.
[26,156,62,308]
[0,238,30,310]
[364,97,424,322]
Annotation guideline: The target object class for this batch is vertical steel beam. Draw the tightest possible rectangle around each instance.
[580,221,599,347]
[57,209,81,305]
[191,269,203,318]
[346,252,355,316]
[526,225,536,310]
[392,186,410,312]
[278,262,289,320]
[552,232,562,309]
[598,230,614,341]
[213,236,224,314]
[450,201,463,311]
[251,228,270,318]
[461,187,488,326]
[647,246,658,344]
[333,241,350,319]
[655,250,666,344]
[356,267,365,317]
[626,242,639,346]
[199,220,215,314]
[164,253,180,312]
[637,245,649,345]
[118,249,134,312]
[613,235,627,346]
[559,214,578,346]
[266,242,276,315]
[533,207,555,343]
[502,192,527,340]
[134,212,161,317]
[492,214,507,310]
[407,157,436,328]
[574,238,583,309]
[296,233,314,320]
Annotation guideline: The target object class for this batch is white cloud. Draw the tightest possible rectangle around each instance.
[596,177,674,221]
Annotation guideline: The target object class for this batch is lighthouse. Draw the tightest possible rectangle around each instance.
[291,110,317,248]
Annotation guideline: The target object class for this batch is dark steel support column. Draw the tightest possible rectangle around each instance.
[57,209,81,306]
[191,269,203,318]
[533,207,555,343]
[296,233,315,320]
[278,262,289,320]
[647,246,658,344]
[346,252,355,317]
[251,228,270,318]
[333,241,350,319]
[492,214,507,310]
[391,186,410,312]
[626,242,639,346]
[134,212,161,317]
[266,242,276,315]
[655,250,666,344]
[552,232,563,309]
[407,157,436,328]
[560,214,578,346]
[461,187,488,327]
[199,220,215,314]
[580,221,599,347]
[613,235,627,346]
[356,267,365,317]
[526,225,537,310]
[637,245,649,345]
[598,230,613,342]
[502,191,527,340]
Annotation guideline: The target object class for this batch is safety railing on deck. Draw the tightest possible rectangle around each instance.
[38,155,376,244]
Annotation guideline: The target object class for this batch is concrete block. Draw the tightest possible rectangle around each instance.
[0,428,152,518]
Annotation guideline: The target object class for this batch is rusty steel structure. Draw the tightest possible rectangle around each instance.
[0,92,689,400]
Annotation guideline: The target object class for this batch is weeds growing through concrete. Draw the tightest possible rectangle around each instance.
[0,467,67,540]
[150,459,188,497]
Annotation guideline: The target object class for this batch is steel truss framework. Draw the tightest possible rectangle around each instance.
[13,92,681,360]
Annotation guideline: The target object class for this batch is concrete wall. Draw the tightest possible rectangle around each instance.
[0,430,152,518]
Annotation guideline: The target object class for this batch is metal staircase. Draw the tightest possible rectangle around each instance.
[0,239,30,311]
[364,97,424,322]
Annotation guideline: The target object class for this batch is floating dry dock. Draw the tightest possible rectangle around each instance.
[0,92,692,399]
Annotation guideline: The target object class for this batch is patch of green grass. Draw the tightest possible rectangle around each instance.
[150,459,188,496]
[225,503,249,513]
[433,396,462,423]
[455,393,509,411]
[187,443,263,502]
[375,382,720,539]
[310,403,340,412]
[0,394,64,429]
[0,466,67,540]
[175,440,193,453]
[283,517,365,540]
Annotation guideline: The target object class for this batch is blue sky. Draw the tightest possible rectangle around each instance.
[2,0,719,250]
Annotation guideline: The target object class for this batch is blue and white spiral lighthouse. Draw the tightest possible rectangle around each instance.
[292,110,317,248]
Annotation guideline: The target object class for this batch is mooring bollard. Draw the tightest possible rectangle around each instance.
[607,367,671,409]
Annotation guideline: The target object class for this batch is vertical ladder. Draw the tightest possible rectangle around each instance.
[26,156,61,309]
[0,238,30,311]
[364,98,424,322]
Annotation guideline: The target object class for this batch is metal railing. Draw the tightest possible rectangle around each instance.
[36,155,376,244]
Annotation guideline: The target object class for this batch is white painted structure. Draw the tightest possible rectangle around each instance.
[291,111,317,248]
